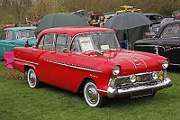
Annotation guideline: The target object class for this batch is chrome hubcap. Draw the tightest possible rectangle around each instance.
[86,84,98,104]
[28,69,36,87]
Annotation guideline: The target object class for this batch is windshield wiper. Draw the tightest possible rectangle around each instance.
[85,50,104,56]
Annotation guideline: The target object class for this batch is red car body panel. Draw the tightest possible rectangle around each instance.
[14,26,172,98]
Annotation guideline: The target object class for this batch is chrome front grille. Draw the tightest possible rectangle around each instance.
[109,71,165,90]
[119,79,160,90]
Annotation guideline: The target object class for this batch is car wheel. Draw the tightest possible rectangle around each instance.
[27,68,41,88]
[83,80,107,107]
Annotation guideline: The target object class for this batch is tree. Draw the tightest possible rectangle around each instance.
[28,0,55,22]
[1,0,180,25]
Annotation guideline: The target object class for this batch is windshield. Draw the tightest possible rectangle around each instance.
[16,30,35,39]
[70,32,121,53]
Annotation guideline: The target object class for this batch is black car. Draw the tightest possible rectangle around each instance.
[143,13,164,24]
[134,20,180,67]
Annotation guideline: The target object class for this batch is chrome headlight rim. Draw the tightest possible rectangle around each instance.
[162,60,169,69]
[152,71,158,80]
[112,65,120,76]
[130,74,136,83]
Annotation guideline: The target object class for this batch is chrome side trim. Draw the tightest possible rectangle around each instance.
[14,58,39,66]
[165,47,180,52]
[46,60,102,73]
[136,45,180,51]
[170,63,180,66]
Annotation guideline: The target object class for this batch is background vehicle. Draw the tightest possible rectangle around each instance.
[116,5,142,14]
[89,13,105,26]
[71,10,105,27]
[0,26,37,58]
[143,13,164,25]
[134,20,180,67]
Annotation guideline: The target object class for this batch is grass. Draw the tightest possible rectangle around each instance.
[0,61,180,120]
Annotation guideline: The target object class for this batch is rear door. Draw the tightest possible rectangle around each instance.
[37,33,72,90]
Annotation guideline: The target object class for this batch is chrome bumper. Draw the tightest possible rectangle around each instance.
[105,77,172,98]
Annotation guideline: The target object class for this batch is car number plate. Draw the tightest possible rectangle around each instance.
[131,89,153,98]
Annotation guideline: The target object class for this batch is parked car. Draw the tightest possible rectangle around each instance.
[143,13,164,37]
[160,17,175,26]
[143,13,164,25]
[134,20,180,67]
[0,26,37,58]
[149,17,176,36]
[14,26,172,107]
[89,13,105,26]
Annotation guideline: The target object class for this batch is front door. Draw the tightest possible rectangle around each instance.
[159,23,180,65]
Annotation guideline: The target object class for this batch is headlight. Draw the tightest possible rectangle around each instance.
[112,66,120,75]
[129,75,136,83]
[152,71,158,80]
[162,60,169,69]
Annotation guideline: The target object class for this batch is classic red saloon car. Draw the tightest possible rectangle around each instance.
[14,26,172,107]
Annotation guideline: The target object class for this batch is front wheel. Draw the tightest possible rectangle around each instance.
[27,68,41,88]
[83,80,107,107]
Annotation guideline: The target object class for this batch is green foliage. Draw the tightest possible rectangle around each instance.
[0,7,16,24]
[0,60,180,120]
[1,0,180,25]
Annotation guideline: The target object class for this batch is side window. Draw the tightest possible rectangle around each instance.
[1,31,7,39]
[161,23,180,38]
[6,30,13,40]
[55,34,70,52]
[43,34,55,50]
[157,15,163,21]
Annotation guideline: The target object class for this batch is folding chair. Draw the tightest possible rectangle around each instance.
[4,51,21,80]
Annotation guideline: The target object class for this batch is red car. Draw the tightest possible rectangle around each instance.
[14,26,172,107]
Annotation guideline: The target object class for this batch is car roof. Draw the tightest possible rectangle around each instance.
[143,13,163,16]
[38,26,114,37]
[4,26,37,31]
[156,20,180,37]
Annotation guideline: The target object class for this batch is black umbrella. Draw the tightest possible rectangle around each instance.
[103,12,152,49]
[35,13,90,37]
[103,12,152,30]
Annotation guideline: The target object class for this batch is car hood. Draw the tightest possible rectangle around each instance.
[83,49,165,76]
[134,37,161,44]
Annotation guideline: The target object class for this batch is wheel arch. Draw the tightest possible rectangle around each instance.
[24,65,37,73]
[77,77,95,93]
